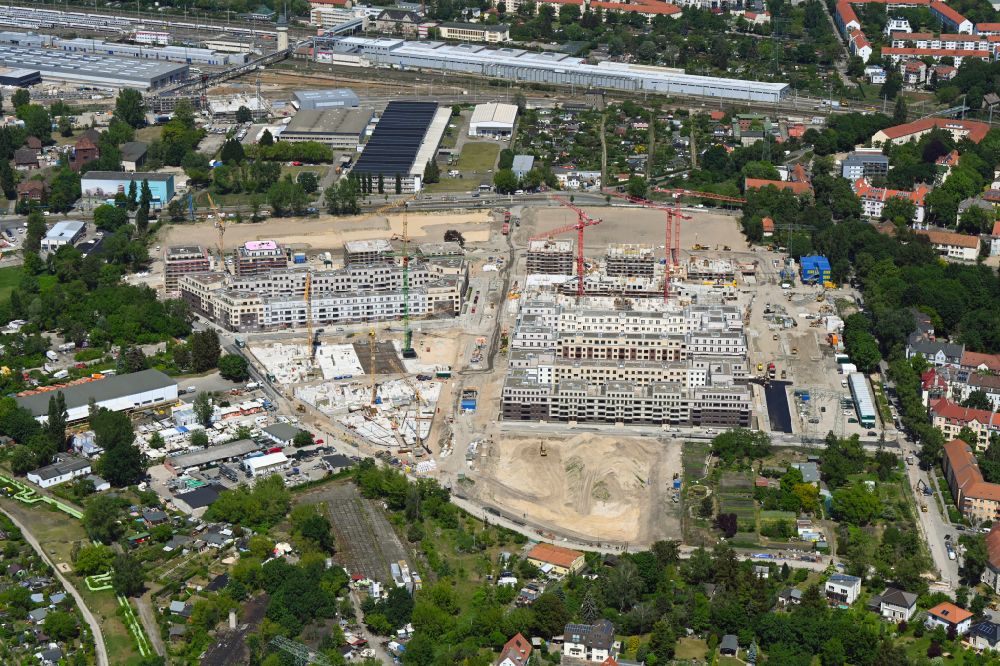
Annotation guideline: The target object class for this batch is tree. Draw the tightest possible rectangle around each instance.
[297,171,319,194]
[11,88,28,110]
[235,105,254,124]
[881,197,916,225]
[260,129,274,146]
[963,389,993,411]
[219,354,250,382]
[83,495,126,544]
[94,204,129,232]
[9,444,35,474]
[293,430,315,448]
[893,95,908,123]
[189,329,221,372]
[111,552,145,597]
[299,513,333,552]
[44,391,66,446]
[43,611,79,641]
[135,205,149,234]
[47,166,80,213]
[832,483,881,525]
[220,137,246,165]
[626,175,648,199]
[424,159,440,184]
[193,392,214,427]
[114,88,146,128]
[24,209,46,254]
[958,205,991,234]
[711,429,772,463]
[19,104,50,142]
[74,543,115,575]
[377,173,385,194]
[190,430,209,448]
[531,593,568,636]
[493,168,518,194]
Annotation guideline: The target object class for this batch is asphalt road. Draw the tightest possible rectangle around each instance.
[763,380,794,434]
[1,508,109,666]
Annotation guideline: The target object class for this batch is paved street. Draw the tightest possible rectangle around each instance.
[904,449,960,588]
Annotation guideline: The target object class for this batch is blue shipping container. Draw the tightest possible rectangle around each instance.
[673,479,681,489]
[460,399,477,410]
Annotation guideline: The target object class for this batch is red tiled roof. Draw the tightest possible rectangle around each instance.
[936,150,960,166]
[992,220,1000,236]
[836,0,859,26]
[876,117,990,143]
[930,0,969,26]
[916,228,980,249]
[762,216,775,232]
[852,177,929,207]
[497,633,532,666]
[962,351,1000,372]
[987,523,1000,569]
[526,542,584,568]
[927,602,974,625]
[934,399,1000,426]
[590,0,681,14]
[943,438,1000,502]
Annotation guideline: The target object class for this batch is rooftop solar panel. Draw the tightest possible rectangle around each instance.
[352,101,438,177]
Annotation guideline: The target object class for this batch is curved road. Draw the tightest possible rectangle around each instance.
[1,508,109,666]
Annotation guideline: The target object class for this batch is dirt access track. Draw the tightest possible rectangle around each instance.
[159,210,492,254]
[472,433,682,546]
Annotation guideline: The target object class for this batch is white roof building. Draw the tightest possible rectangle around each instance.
[244,451,288,476]
[469,102,518,137]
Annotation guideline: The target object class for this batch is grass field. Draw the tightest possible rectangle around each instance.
[457,142,500,171]
[675,637,709,660]
[424,177,486,193]
[0,265,22,302]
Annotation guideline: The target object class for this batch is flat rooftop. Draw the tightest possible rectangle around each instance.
[167,245,207,258]
[285,108,372,136]
[16,369,175,417]
[344,239,392,253]
[292,88,360,108]
[0,44,186,87]
[166,439,261,470]
[528,239,573,252]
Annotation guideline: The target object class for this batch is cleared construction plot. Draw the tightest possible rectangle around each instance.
[297,483,410,583]
[519,205,746,258]
[158,210,492,253]
[472,433,682,545]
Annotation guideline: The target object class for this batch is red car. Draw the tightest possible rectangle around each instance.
[315,439,324,444]
[291,161,303,166]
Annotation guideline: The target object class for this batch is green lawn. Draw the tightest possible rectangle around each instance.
[424,177,485,193]
[0,265,22,302]
[457,142,500,172]
[675,637,708,660]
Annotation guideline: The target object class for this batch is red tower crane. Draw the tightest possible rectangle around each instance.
[530,196,602,298]
[605,190,689,300]
[650,186,747,205]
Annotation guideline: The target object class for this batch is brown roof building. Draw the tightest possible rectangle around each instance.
[525,542,585,575]
[14,148,38,170]
[16,179,46,202]
[25,136,41,150]
[942,438,1000,525]
[72,136,99,171]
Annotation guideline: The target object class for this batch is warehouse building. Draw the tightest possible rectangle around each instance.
[468,102,517,137]
[292,88,360,110]
[0,67,40,86]
[605,244,655,278]
[179,253,467,332]
[527,239,574,274]
[16,369,178,423]
[163,439,263,475]
[235,240,287,276]
[52,36,246,66]
[281,108,373,149]
[164,245,211,294]
[351,100,450,192]
[314,36,790,103]
[0,44,187,89]
[262,422,308,446]
[41,220,85,253]
[848,372,877,428]
[81,172,174,208]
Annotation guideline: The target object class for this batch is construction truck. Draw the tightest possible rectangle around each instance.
[767,362,776,380]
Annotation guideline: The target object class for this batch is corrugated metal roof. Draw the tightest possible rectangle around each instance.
[848,372,876,418]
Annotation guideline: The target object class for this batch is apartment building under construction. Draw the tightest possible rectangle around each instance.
[526,239,574,274]
[605,243,656,278]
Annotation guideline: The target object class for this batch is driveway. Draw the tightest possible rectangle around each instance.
[136,591,166,657]
[1,509,109,666]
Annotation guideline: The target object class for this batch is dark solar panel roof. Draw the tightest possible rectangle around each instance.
[352,101,437,176]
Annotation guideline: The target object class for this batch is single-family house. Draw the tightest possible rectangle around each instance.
[876,587,917,622]
[16,179,46,202]
[562,619,616,662]
[142,508,168,526]
[14,147,38,170]
[35,646,63,666]
[926,602,973,635]
[28,607,48,623]
[169,599,193,618]
[825,573,862,605]
[969,621,1000,651]
[778,588,803,606]
[496,632,532,666]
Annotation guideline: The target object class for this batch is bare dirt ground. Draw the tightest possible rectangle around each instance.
[517,205,748,262]
[158,210,492,254]
[471,433,682,545]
